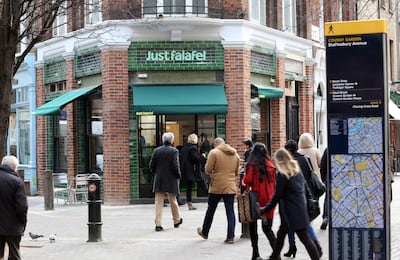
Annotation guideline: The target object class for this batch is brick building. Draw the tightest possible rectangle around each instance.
[35,1,317,205]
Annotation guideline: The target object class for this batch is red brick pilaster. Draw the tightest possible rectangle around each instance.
[63,52,78,179]
[271,51,287,152]
[223,44,252,152]
[35,61,46,195]
[100,43,130,205]
[298,59,315,135]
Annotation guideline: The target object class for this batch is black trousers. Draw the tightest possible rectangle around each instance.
[249,218,276,252]
[0,235,22,260]
[271,221,320,260]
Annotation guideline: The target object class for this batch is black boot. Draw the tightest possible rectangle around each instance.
[251,246,260,260]
[283,245,297,258]
[241,223,250,238]
[314,240,323,257]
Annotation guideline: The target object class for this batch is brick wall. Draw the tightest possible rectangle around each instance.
[64,54,78,179]
[298,62,315,135]
[224,47,252,151]
[101,47,131,205]
[36,63,46,195]
[270,52,287,152]
[222,0,248,19]
[102,0,129,20]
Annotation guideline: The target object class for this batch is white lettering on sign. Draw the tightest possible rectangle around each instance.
[146,50,207,61]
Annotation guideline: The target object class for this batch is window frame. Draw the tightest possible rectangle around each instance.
[85,0,102,25]
[282,0,297,34]
[142,0,208,17]
[249,0,266,25]
[52,0,67,37]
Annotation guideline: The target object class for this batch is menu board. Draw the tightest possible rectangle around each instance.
[325,20,389,260]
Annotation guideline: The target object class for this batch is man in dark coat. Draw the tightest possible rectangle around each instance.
[0,155,28,260]
[149,132,183,232]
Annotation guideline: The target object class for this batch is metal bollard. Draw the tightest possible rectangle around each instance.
[87,173,102,242]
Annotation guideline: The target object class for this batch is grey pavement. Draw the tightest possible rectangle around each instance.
[7,174,400,259]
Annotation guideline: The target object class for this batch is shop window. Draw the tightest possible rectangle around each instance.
[46,81,66,93]
[54,112,67,172]
[18,110,31,165]
[137,114,216,197]
[88,98,103,172]
[8,111,17,157]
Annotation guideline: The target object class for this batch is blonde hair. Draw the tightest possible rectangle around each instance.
[187,133,198,144]
[273,148,299,178]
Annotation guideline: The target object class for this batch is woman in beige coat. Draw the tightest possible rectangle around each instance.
[298,133,322,179]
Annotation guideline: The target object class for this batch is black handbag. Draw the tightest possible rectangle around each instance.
[305,182,321,221]
[306,157,326,197]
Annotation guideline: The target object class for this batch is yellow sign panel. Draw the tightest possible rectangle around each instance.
[325,19,388,36]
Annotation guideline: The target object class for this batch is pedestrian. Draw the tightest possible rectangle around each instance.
[283,140,323,257]
[259,148,320,260]
[197,137,240,244]
[199,133,211,190]
[149,132,183,231]
[298,133,322,179]
[180,133,207,210]
[240,139,253,239]
[0,155,28,260]
[242,143,277,260]
[319,148,329,230]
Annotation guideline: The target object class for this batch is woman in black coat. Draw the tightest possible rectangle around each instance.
[180,133,206,210]
[260,148,320,260]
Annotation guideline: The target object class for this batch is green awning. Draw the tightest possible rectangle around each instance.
[34,85,101,115]
[256,85,284,99]
[133,85,228,114]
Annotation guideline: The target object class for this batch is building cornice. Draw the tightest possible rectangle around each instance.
[36,18,316,61]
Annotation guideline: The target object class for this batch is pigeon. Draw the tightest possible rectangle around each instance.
[29,232,44,241]
[49,234,57,243]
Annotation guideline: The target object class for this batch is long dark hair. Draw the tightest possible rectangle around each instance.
[246,143,272,182]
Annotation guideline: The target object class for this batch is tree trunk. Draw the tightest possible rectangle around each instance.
[0,0,20,158]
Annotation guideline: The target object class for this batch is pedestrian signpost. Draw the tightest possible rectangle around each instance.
[325,19,390,259]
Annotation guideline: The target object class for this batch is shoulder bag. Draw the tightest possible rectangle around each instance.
[237,169,260,223]
[305,181,321,221]
[306,157,326,197]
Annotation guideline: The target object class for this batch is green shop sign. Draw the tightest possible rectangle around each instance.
[129,41,224,71]
[146,50,206,61]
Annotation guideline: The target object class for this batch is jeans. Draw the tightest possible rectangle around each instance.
[288,224,318,245]
[201,193,236,239]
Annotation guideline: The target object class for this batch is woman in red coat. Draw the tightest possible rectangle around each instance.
[242,143,277,260]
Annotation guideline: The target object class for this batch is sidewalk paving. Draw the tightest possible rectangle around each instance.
[10,174,400,259]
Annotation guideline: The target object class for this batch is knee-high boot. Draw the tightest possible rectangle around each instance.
[252,245,260,260]
[313,240,323,257]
